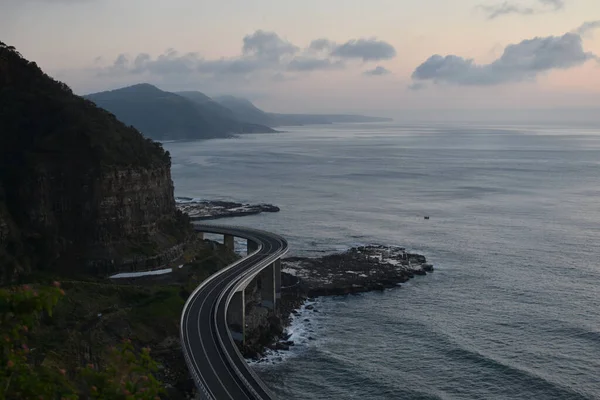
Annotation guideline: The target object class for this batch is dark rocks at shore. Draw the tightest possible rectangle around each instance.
[240,291,307,360]
[282,245,433,297]
[175,198,280,220]
[243,246,433,362]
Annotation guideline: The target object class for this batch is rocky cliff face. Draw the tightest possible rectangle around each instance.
[0,42,192,282]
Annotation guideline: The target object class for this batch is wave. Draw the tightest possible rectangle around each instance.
[248,300,320,367]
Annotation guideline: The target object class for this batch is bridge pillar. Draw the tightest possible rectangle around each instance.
[197,231,204,241]
[258,264,276,309]
[247,239,259,255]
[224,234,235,252]
[274,258,282,301]
[227,291,245,344]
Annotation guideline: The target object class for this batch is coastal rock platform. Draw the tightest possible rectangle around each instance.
[176,197,280,220]
[283,245,433,297]
[244,245,434,360]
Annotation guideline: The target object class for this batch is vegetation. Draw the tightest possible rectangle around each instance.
[0,41,189,282]
[24,240,237,398]
[0,238,238,399]
[0,283,163,399]
[0,42,170,170]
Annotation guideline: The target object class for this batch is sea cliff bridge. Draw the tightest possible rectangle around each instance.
[180,224,288,400]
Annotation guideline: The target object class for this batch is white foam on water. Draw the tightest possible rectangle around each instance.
[248,300,321,368]
[282,268,298,276]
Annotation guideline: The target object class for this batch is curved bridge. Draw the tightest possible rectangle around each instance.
[180,224,289,400]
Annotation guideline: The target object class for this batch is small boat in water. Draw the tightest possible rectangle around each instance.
[424,216,430,220]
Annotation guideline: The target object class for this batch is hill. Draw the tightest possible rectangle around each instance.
[0,42,192,282]
[209,95,393,127]
[176,91,241,122]
[84,84,275,141]
[211,95,275,126]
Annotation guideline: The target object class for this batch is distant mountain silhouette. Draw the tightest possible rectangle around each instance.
[209,95,393,127]
[85,84,275,140]
[211,95,275,126]
[176,91,240,122]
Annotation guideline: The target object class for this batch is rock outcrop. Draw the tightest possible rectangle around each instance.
[0,42,192,282]
[282,245,434,296]
[176,198,280,220]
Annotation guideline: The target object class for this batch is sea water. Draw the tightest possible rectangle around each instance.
[164,121,600,399]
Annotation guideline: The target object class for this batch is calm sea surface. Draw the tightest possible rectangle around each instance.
[164,122,600,400]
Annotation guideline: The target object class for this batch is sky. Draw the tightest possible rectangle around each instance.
[1,0,600,115]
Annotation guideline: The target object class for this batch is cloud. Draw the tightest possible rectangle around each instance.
[363,66,391,76]
[411,32,596,86]
[114,54,128,68]
[309,38,335,52]
[287,57,344,71]
[573,20,600,37]
[478,0,564,19]
[330,39,396,61]
[539,0,564,8]
[407,82,427,91]
[242,30,299,61]
[97,30,396,81]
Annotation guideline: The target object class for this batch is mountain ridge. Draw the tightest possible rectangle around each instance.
[84,84,276,141]
[203,93,393,127]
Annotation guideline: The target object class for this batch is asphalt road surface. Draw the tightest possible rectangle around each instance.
[180,224,288,400]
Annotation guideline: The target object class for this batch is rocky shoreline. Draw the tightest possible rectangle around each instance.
[242,244,433,360]
[284,245,433,296]
[176,197,280,220]
[173,199,435,379]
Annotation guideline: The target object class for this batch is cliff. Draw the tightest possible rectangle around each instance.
[0,42,192,282]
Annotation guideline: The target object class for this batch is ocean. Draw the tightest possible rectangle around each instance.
[163,121,600,400]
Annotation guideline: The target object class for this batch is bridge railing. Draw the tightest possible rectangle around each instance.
[181,224,288,400]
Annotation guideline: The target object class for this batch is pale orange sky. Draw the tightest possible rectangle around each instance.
[1,0,599,113]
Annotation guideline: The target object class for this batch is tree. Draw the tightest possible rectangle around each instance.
[0,283,163,399]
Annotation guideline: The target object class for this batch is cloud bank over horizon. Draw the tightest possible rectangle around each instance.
[2,0,599,111]
[410,31,597,88]
[98,30,397,83]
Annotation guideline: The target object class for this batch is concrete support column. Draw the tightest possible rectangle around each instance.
[247,239,259,255]
[224,234,235,252]
[197,231,204,241]
[274,258,282,301]
[227,291,245,344]
[258,264,276,309]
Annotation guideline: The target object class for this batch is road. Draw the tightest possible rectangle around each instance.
[180,224,289,400]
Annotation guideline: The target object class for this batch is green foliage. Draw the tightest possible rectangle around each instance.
[130,287,184,337]
[0,284,73,399]
[79,341,162,400]
[0,283,163,399]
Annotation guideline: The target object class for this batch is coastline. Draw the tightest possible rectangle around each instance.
[241,244,434,361]
[175,199,434,365]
